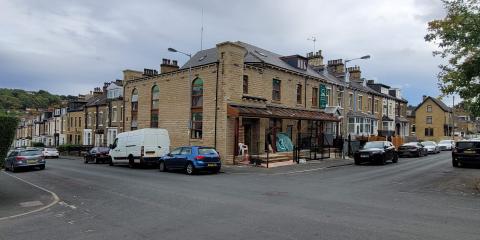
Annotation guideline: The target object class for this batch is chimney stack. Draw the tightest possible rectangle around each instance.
[93,87,102,96]
[423,95,427,101]
[307,50,324,71]
[160,58,180,74]
[327,59,345,78]
[347,66,361,82]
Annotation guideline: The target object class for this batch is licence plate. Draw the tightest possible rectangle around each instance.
[27,160,37,164]
[361,154,369,158]
[208,163,217,167]
[464,150,476,154]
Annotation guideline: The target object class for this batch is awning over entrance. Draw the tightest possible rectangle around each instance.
[228,104,340,122]
[382,115,394,121]
[347,111,377,120]
[395,116,409,123]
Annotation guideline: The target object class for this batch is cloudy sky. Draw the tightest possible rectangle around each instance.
[0,0,450,106]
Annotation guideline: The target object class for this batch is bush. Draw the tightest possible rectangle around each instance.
[32,142,45,148]
[0,116,18,168]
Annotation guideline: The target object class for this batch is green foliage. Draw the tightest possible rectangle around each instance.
[57,144,83,152]
[0,116,18,168]
[425,0,480,117]
[0,88,65,111]
[32,142,45,148]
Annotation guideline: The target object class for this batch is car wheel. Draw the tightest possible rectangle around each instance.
[11,164,17,173]
[39,165,45,170]
[186,162,195,175]
[354,159,361,165]
[4,164,9,171]
[109,157,114,166]
[452,159,459,167]
[392,153,398,163]
[94,157,98,164]
[128,156,135,168]
[159,161,168,172]
[84,158,88,164]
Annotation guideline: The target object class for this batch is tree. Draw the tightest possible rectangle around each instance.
[0,116,18,168]
[425,0,480,116]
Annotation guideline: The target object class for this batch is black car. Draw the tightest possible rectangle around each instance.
[354,141,398,165]
[452,140,480,167]
[84,147,111,164]
[398,142,428,157]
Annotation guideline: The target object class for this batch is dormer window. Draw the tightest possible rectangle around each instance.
[298,59,307,70]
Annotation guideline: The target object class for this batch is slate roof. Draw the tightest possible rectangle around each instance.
[415,96,452,113]
[86,93,107,107]
[182,41,345,86]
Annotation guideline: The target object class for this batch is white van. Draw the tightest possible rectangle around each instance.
[109,128,170,167]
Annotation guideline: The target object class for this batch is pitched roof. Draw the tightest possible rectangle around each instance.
[416,96,451,112]
[86,93,107,107]
[182,41,345,86]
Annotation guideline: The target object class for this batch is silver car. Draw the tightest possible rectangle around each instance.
[4,149,46,172]
[421,141,440,154]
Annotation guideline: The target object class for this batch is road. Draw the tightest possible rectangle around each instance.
[1,152,480,240]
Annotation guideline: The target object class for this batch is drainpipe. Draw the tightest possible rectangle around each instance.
[214,61,219,149]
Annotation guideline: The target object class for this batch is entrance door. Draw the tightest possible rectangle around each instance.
[243,118,259,154]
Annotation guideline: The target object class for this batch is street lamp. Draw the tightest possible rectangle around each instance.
[342,55,371,159]
[168,47,193,145]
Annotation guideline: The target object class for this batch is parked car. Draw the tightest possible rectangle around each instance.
[109,128,170,167]
[4,149,46,172]
[354,141,398,165]
[42,148,59,158]
[398,142,428,157]
[437,140,455,151]
[452,140,480,167]
[159,146,221,175]
[420,141,440,154]
[84,147,111,164]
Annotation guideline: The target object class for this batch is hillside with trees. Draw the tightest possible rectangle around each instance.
[0,88,68,110]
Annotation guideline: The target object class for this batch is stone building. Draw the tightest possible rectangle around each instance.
[413,96,453,141]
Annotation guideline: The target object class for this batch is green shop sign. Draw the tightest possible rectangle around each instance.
[319,84,327,109]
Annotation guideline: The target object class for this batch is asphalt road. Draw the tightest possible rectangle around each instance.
[1,152,480,240]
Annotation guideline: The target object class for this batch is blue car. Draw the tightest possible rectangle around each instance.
[159,146,221,175]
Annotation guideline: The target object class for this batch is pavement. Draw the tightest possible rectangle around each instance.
[1,152,480,240]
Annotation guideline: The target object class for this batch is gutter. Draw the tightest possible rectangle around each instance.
[214,61,219,149]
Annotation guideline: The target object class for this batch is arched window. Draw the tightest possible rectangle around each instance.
[131,88,138,130]
[191,78,203,139]
[151,85,160,128]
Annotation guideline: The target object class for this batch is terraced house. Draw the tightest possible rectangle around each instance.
[122,41,408,164]
[13,41,409,164]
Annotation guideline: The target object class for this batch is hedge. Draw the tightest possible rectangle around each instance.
[32,142,45,147]
[0,116,18,168]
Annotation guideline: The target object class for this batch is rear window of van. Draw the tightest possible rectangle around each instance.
[456,142,480,149]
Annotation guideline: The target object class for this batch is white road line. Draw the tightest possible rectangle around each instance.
[0,171,60,221]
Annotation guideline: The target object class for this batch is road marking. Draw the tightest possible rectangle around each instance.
[19,201,43,207]
[0,171,60,221]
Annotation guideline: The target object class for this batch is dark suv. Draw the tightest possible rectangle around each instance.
[452,140,480,167]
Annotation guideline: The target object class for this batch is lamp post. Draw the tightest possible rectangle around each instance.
[168,47,193,145]
[342,55,371,159]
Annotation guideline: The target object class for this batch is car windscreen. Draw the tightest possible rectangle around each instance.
[456,142,480,149]
[363,142,384,149]
[439,140,452,144]
[46,148,57,151]
[403,142,418,146]
[198,148,218,155]
[20,150,42,156]
[98,147,110,152]
[422,142,434,146]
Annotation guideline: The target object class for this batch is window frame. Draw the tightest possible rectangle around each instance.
[243,75,249,94]
[272,79,281,101]
[312,87,318,107]
[151,85,160,128]
[296,84,302,104]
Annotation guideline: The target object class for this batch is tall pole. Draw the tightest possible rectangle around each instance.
[188,55,192,146]
[452,95,455,140]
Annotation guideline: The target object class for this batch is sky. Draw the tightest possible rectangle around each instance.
[0,0,451,106]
